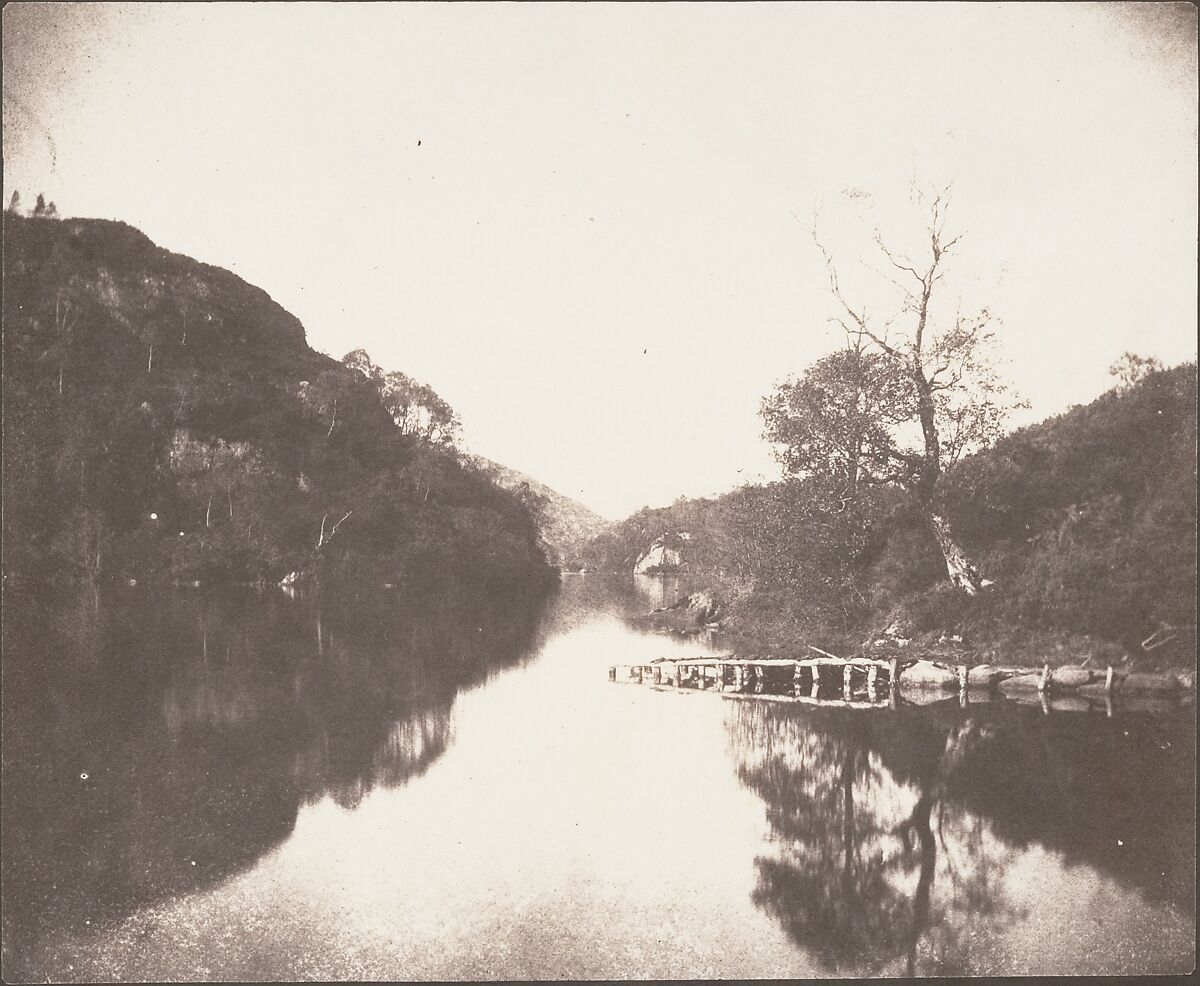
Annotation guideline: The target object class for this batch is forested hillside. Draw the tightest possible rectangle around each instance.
[575,363,1197,663]
[462,454,610,566]
[2,212,553,590]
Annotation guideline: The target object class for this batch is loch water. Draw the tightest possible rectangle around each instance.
[1,575,1194,980]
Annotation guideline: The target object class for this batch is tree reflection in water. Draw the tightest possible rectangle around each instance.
[729,702,1024,977]
[0,580,553,980]
[730,694,1196,976]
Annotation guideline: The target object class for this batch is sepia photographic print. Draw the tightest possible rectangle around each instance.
[1,2,1196,981]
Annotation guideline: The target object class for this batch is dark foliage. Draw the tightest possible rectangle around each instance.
[2,213,553,591]
[577,363,1197,660]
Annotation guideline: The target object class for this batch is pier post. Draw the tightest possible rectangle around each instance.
[608,666,616,682]
[734,665,744,691]
[653,665,662,684]
[635,666,643,684]
[843,664,852,701]
[793,663,804,696]
[958,665,968,693]
[889,658,899,689]
[1038,663,1050,694]
[811,664,821,699]
[867,665,878,701]
[1105,666,1114,693]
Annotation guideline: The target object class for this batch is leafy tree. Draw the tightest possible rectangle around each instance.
[1109,351,1163,393]
[762,345,910,506]
[381,369,461,446]
[32,193,45,216]
[341,348,383,386]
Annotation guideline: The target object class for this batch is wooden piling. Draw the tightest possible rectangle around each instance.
[958,665,968,693]
[608,666,616,681]
[1105,666,1114,693]
[889,658,899,688]
[1038,663,1050,694]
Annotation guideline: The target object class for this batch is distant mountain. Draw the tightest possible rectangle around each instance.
[463,455,610,566]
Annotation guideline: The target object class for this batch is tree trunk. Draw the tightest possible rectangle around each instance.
[904,793,937,978]
[929,513,985,595]
[911,363,941,500]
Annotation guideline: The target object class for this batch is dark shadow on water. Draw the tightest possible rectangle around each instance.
[726,698,1196,977]
[0,578,555,979]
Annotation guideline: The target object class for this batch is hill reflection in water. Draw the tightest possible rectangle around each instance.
[0,580,554,978]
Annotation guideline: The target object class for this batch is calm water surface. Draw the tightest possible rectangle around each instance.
[2,575,1194,980]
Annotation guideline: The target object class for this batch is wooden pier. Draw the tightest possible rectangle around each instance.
[607,651,901,708]
[607,650,1193,716]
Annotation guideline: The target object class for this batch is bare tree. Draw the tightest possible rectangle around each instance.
[776,189,1023,593]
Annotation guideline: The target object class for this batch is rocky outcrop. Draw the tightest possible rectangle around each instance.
[894,658,1192,700]
[898,660,959,691]
[633,533,687,574]
[966,665,1005,688]
[675,590,722,625]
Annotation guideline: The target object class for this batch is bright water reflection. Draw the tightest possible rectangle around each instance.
[1,576,1194,980]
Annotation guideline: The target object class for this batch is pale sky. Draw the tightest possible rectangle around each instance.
[3,2,1196,519]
